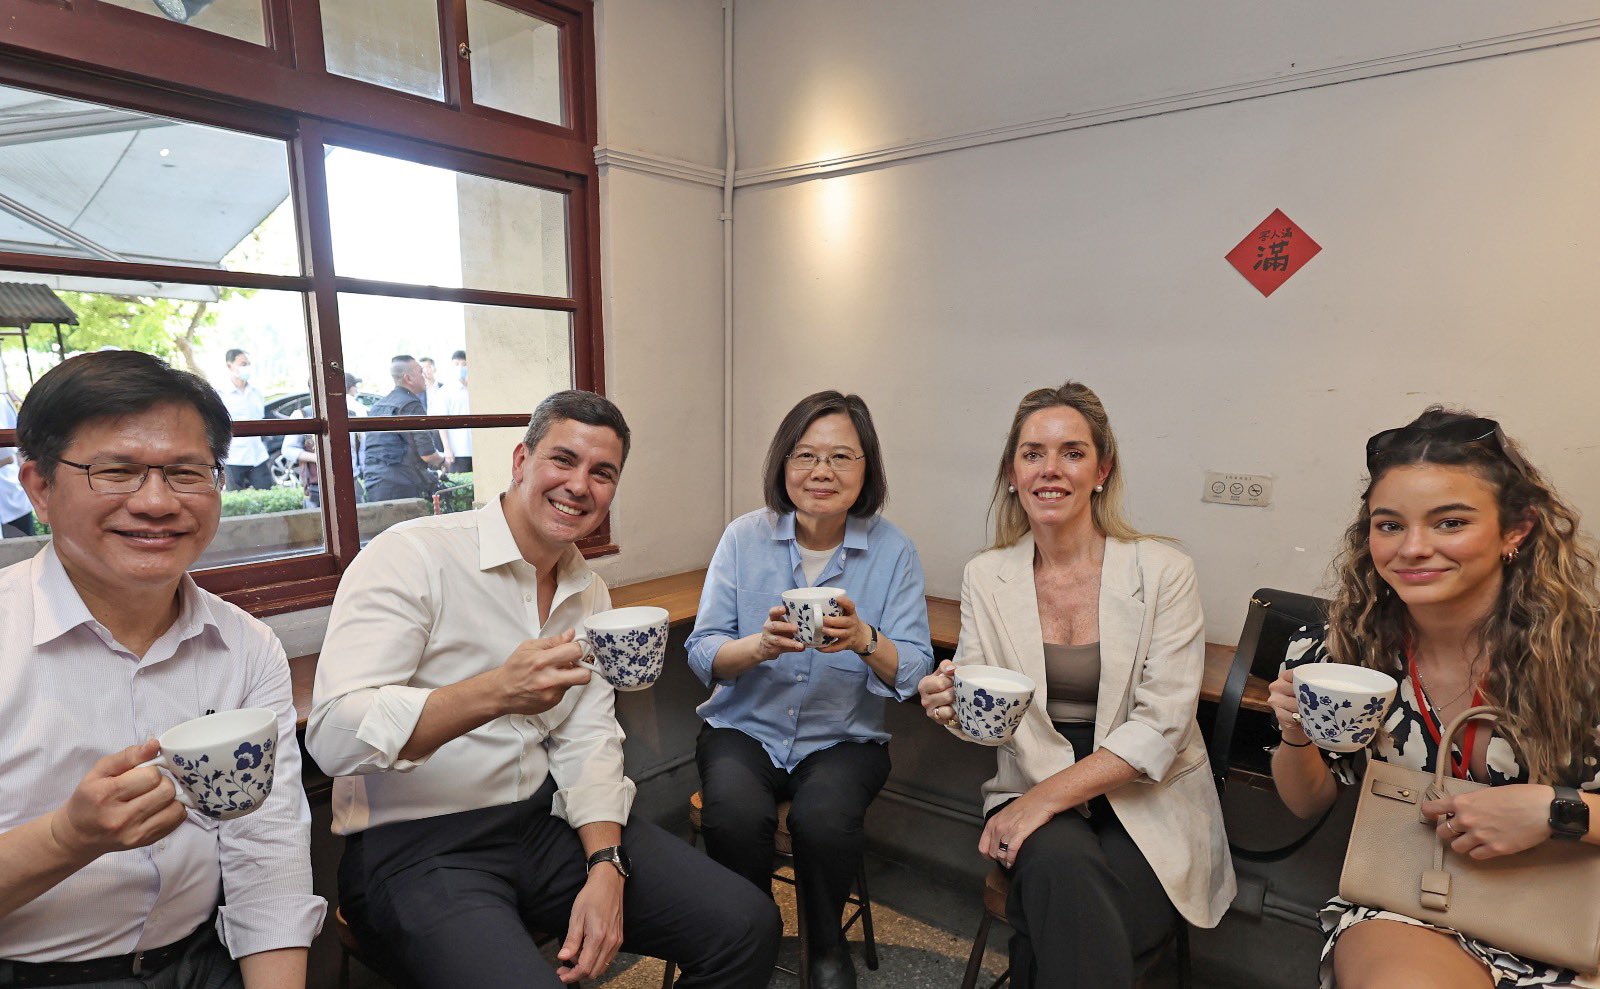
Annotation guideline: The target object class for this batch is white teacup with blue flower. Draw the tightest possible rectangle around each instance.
[1292,663,1398,753]
[950,666,1036,746]
[781,586,845,646]
[138,708,278,821]
[576,606,670,692]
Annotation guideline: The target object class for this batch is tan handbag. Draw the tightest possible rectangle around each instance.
[1339,705,1600,974]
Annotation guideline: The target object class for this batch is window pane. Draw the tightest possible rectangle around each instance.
[336,293,571,418]
[326,147,568,296]
[322,0,446,101]
[0,269,321,572]
[466,0,565,126]
[99,0,267,47]
[0,83,299,275]
[346,426,524,546]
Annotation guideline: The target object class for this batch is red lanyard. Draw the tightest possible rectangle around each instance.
[1407,655,1484,780]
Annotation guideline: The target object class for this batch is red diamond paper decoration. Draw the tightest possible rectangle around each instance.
[1225,208,1321,297]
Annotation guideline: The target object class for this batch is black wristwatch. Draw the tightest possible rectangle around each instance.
[586,845,631,878]
[1550,786,1590,840]
[856,624,879,657]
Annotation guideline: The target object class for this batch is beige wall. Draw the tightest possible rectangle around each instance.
[728,1,1600,640]
[587,0,729,587]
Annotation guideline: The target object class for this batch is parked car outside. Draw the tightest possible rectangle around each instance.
[264,391,379,487]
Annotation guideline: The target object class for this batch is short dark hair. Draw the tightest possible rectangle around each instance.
[450,350,466,361]
[419,357,435,367]
[17,351,232,480]
[522,390,631,467]
[761,391,887,518]
[389,355,416,383]
[224,348,247,365]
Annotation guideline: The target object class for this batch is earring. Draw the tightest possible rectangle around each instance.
[1094,485,1104,493]
[1008,485,1016,493]
[1502,546,1520,565]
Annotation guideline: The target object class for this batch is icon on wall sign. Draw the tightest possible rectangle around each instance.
[1225,209,1322,298]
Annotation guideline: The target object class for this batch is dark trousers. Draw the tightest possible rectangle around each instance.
[0,930,240,989]
[223,461,272,491]
[449,456,472,473]
[695,724,890,955]
[1,511,34,538]
[362,472,430,502]
[1000,721,1176,989]
[339,778,780,989]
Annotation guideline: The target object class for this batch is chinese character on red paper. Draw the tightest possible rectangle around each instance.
[1226,209,1321,297]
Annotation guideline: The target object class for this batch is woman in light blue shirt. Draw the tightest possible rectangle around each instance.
[687,390,934,989]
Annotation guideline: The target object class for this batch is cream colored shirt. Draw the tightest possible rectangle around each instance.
[306,497,634,835]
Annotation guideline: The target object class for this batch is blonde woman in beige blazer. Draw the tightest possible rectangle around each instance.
[920,382,1234,989]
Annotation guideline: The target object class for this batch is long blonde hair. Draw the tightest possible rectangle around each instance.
[987,382,1163,549]
[1325,407,1600,784]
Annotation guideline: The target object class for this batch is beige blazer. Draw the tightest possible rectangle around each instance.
[955,533,1236,928]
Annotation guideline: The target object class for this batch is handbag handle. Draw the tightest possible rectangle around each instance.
[1419,704,1517,910]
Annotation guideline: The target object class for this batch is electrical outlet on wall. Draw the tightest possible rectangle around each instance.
[1203,471,1273,508]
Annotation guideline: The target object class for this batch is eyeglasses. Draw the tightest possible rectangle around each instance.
[1364,417,1528,473]
[786,451,866,473]
[54,458,224,494]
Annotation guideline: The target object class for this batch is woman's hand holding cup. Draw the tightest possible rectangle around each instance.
[752,605,806,663]
[1268,668,1315,747]
[919,660,957,726]
[815,594,870,654]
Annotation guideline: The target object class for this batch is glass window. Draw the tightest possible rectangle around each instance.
[0,83,300,275]
[466,0,565,127]
[336,293,571,417]
[98,0,267,48]
[348,425,525,545]
[0,269,323,573]
[326,147,569,296]
[322,0,446,101]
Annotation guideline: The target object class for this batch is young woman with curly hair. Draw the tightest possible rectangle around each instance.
[1269,407,1600,989]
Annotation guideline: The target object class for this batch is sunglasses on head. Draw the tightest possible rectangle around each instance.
[1364,416,1523,473]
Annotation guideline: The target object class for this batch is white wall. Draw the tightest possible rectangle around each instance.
[588,0,729,587]
[730,2,1600,640]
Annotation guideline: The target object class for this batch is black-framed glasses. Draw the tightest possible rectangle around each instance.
[54,458,224,494]
[786,451,866,473]
[1364,417,1527,473]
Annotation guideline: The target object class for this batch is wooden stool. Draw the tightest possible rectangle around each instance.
[661,790,879,988]
[959,866,1190,989]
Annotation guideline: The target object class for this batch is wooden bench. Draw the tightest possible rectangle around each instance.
[289,568,1272,726]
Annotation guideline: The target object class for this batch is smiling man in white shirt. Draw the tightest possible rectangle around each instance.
[307,390,780,989]
[0,351,324,989]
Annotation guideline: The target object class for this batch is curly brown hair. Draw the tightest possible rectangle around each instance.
[1325,406,1600,785]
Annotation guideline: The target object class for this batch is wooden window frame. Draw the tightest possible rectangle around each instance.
[0,0,611,615]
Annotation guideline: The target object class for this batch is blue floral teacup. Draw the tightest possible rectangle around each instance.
[1291,663,1398,753]
[138,708,278,820]
[781,587,846,647]
[577,606,670,692]
[950,666,1036,747]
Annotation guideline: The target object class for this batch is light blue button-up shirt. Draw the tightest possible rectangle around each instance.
[687,509,935,771]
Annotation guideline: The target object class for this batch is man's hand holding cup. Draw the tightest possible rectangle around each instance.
[495,631,595,716]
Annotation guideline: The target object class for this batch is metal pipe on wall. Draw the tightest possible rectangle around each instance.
[721,0,736,523]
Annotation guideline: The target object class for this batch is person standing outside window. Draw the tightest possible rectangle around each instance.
[219,349,272,491]
[439,350,472,474]
[360,356,444,503]
[0,391,34,537]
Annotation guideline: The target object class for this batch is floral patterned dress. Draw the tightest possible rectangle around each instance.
[1284,625,1600,989]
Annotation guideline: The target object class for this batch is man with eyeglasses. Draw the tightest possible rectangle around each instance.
[0,352,324,989]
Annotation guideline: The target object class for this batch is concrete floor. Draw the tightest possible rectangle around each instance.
[343,852,1228,988]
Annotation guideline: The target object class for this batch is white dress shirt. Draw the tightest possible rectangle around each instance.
[306,497,634,835]
[439,383,471,459]
[0,546,325,962]
[219,383,268,467]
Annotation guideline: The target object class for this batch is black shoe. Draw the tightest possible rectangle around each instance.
[810,946,857,989]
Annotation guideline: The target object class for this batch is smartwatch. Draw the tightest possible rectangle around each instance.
[1550,786,1590,840]
[586,845,631,878]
